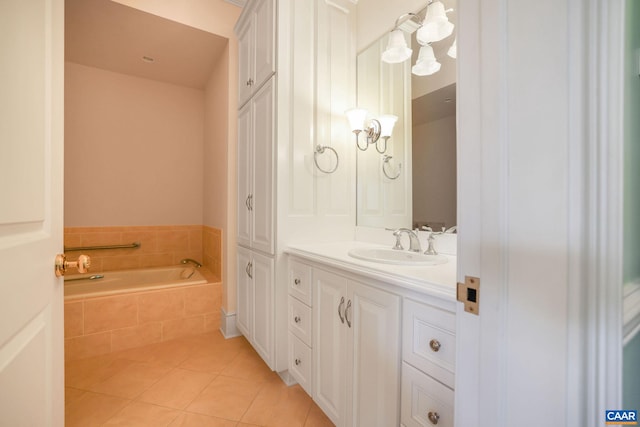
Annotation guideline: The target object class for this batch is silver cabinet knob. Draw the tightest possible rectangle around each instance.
[294,358,301,366]
[294,278,301,285]
[294,316,301,323]
[429,339,441,352]
[428,411,440,425]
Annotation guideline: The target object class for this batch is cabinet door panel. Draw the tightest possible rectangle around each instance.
[237,103,252,247]
[237,19,253,107]
[314,268,348,425]
[348,281,401,427]
[251,79,274,253]
[253,0,275,89]
[252,251,274,368]
[236,246,253,339]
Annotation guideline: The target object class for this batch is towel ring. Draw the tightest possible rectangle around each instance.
[314,145,339,174]
[382,155,401,180]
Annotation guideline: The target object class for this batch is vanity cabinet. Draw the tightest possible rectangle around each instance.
[237,0,275,107]
[313,268,401,427]
[236,246,275,368]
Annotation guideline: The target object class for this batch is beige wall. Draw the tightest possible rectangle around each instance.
[412,114,456,230]
[64,62,204,226]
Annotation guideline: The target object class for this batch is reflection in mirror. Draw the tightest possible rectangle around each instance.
[355,0,457,231]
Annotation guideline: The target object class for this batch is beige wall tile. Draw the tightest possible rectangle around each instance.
[162,316,205,341]
[139,289,184,323]
[140,253,174,268]
[157,230,189,252]
[111,322,162,353]
[204,313,221,333]
[84,295,138,334]
[65,332,111,361]
[64,301,84,338]
[184,284,218,316]
[101,255,141,272]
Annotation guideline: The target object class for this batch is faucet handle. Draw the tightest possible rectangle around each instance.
[386,228,404,250]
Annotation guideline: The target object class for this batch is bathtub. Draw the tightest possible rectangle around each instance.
[64,265,207,300]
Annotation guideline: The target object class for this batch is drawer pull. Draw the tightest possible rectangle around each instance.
[429,339,441,352]
[295,358,302,366]
[427,411,440,425]
[294,278,301,285]
[294,316,301,323]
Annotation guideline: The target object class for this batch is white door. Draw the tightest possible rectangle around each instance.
[0,0,64,425]
[237,102,252,248]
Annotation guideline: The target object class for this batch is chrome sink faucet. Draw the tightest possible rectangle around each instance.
[390,228,422,252]
[180,258,202,268]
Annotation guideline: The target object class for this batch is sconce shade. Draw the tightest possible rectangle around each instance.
[381,29,412,64]
[448,37,457,58]
[345,108,367,132]
[378,115,398,138]
[412,44,441,76]
[417,1,454,44]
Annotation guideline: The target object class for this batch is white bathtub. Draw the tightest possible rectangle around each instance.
[64,265,207,300]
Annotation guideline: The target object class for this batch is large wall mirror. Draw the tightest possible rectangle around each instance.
[356,0,457,231]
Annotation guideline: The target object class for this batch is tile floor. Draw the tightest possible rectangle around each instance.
[65,331,334,426]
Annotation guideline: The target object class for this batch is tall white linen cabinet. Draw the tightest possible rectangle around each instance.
[234,0,357,374]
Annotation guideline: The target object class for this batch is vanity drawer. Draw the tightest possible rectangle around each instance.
[401,362,454,427]
[403,299,456,388]
[289,259,312,306]
[289,332,312,396]
[288,296,312,346]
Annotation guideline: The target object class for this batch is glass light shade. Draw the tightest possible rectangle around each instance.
[412,45,441,76]
[417,1,454,44]
[345,108,367,132]
[378,115,398,138]
[381,29,412,64]
[448,37,457,58]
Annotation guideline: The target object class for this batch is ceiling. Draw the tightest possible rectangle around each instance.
[65,0,229,89]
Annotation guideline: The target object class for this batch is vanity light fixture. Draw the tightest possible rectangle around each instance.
[345,108,397,154]
[382,1,455,76]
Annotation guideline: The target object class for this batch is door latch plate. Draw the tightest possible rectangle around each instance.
[457,276,479,315]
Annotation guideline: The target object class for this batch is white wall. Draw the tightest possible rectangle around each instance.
[64,62,204,226]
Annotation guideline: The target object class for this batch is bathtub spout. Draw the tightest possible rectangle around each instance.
[180,258,202,268]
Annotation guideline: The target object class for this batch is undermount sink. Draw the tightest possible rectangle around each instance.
[347,247,448,266]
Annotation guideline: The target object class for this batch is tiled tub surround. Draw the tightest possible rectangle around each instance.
[65,273,223,361]
[64,225,223,278]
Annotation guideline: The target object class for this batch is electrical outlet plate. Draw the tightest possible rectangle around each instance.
[457,276,479,315]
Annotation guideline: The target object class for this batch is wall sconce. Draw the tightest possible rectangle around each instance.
[346,108,397,154]
[381,1,455,76]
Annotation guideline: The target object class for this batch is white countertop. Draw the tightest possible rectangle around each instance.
[285,241,457,301]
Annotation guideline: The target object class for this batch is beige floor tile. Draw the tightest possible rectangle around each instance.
[103,401,180,426]
[220,349,276,382]
[65,391,130,427]
[169,412,238,427]
[87,361,172,399]
[186,375,264,421]
[138,368,216,409]
[65,355,134,389]
[241,381,312,427]
[65,387,85,408]
[179,344,243,374]
[304,403,335,427]
[113,338,198,366]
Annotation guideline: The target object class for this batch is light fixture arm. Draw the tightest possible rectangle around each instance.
[376,137,389,154]
[353,119,381,151]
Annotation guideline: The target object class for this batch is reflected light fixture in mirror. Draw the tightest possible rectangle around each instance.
[345,108,398,154]
[381,29,412,64]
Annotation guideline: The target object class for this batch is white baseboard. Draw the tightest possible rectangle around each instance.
[219,307,241,339]
[277,370,297,386]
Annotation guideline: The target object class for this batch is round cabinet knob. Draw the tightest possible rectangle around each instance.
[427,411,440,425]
[294,316,301,323]
[429,339,441,352]
[294,358,302,366]
[294,278,301,285]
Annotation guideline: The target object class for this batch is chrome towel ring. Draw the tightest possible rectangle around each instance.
[314,145,339,174]
[382,155,401,180]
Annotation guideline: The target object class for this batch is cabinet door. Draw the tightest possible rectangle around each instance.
[251,251,274,369]
[347,281,401,427]
[250,78,274,254]
[253,0,275,90]
[237,18,253,107]
[237,102,252,247]
[236,246,253,339]
[314,268,348,426]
